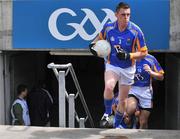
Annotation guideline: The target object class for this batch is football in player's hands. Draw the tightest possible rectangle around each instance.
[89,40,111,58]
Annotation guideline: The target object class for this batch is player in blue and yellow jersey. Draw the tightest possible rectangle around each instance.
[126,54,164,129]
[89,2,148,128]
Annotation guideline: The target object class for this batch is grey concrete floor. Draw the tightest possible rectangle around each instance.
[0,125,180,139]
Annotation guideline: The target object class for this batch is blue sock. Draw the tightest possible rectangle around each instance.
[114,111,124,128]
[121,117,127,128]
[104,99,113,115]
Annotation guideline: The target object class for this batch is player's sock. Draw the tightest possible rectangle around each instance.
[114,110,124,128]
[104,98,113,115]
[120,117,127,129]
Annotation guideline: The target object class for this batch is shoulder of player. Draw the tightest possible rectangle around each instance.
[128,21,143,34]
[146,54,157,60]
[144,54,157,64]
[103,21,116,30]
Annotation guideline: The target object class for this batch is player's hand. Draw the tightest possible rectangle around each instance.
[89,43,97,56]
[116,49,130,60]
[143,64,152,74]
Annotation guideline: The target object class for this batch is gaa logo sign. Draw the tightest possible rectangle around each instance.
[48,8,116,41]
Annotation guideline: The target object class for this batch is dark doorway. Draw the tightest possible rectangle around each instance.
[10,51,166,128]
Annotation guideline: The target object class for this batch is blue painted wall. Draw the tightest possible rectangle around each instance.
[13,0,169,50]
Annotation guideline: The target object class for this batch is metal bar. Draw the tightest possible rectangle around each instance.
[65,68,70,76]
[48,62,71,69]
[75,92,79,99]
[69,66,94,128]
[68,94,75,128]
[75,112,80,122]
[79,118,85,128]
[85,116,88,122]
[52,68,59,80]
[47,62,95,128]
[58,71,66,127]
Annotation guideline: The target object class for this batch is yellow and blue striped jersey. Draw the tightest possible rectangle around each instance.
[133,54,164,87]
[99,21,147,68]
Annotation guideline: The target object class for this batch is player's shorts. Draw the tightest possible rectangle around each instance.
[105,63,135,85]
[128,86,153,110]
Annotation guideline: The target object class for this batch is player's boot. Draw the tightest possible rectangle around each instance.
[100,113,114,128]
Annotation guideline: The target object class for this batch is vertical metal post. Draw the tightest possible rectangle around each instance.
[59,71,66,127]
[47,63,95,128]
[68,94,75,128]
[79,118,85,128]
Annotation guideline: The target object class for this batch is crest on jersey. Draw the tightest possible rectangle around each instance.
[126,38,131,46]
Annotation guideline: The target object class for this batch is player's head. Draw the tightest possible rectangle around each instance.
[115,2,131,26]
[17,84,28,98]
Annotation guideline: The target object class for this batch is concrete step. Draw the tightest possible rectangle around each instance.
[0,125,179,139]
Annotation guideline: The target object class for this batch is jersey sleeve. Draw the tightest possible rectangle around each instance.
[152,57,164,74]
[136,28,148,52]
[99,24,108,40]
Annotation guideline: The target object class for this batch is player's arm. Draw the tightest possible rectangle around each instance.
[130,48,148,60]
[143,64,164,81]
[131,29,148,60]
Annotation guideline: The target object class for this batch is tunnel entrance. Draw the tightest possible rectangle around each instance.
[9,51,165,128]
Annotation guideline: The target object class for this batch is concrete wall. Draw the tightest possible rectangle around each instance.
[0,1,2,50]
[0,0,12,50]
[170,0,180,51]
